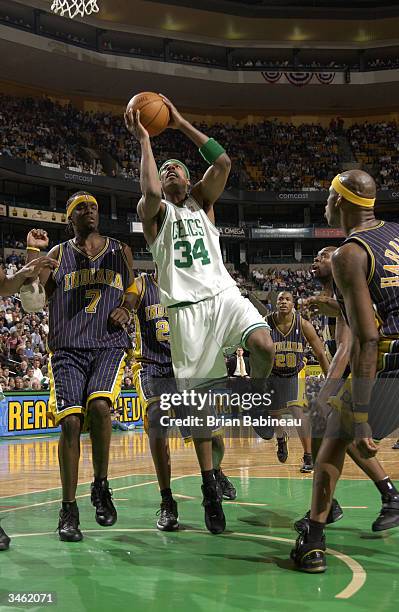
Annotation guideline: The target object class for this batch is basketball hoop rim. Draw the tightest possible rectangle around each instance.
[50,0,100,20]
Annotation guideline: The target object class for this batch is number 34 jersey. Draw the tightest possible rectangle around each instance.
[47,237,131,351]
[149,197,236,307]
[267,312,307,377]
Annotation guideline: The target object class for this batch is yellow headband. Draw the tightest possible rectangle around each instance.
[67,194,98,219]
[331,174,375,208]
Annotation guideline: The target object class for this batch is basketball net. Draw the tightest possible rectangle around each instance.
[50,0,100,19]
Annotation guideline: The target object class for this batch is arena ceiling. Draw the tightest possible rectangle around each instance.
[2,35,399,114]
[13,1,399,45]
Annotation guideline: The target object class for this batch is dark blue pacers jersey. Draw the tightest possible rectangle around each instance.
[133,273,171,364]
[47,237,131,351]
[267,312,306,377]
[342,221,399,339]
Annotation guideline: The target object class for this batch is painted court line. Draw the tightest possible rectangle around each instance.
[341,506,368,509]
[0,474,195,514]
[174,493,268,507]
[8,528,366,600]
[0,473,173,500]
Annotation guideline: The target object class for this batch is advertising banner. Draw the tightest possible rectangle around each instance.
[0,391,143,437]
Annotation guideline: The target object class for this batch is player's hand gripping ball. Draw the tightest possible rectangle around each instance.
[125,92,170,137]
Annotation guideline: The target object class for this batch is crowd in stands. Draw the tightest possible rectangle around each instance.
[232,58,348,70]
[2,94,399,191]
[347,121,399,189]
[0,96,105,174]
[252,267,318,297]
[367,57,399,71]
[169,51,220,66]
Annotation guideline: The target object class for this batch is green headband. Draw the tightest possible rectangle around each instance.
[158,159,190,181]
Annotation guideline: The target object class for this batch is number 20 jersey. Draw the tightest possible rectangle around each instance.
[267,312,307,377]
[47,237,131,351]
[149,197,235,307]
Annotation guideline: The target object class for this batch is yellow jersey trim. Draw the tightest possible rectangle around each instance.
[272,312,296,338]
[69,237,109,262]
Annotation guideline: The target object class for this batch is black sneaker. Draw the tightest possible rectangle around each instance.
[0,524,10,551]
[249,403,274,440]
[202,482,226,534]
[156,498,179,531]
[90,479,117,527]
[291,529,326,573]
[300,453,314,473]
[294,499,343,533]
[276,432,289,463]
[372,495,399,532]
[392,440,399,450]
[216,471,237,500]
[57,504,83,542]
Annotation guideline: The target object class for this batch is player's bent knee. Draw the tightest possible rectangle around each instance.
[88,399,111,420]
[146,403,168,436]
[60,414,82,440]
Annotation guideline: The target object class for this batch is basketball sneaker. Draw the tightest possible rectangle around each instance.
[58,503,83,542]
[202,482,226,534]
[90,478,117,527]
[276,432,289,463]
[299,453,314,473]
[248,385,274,440]
[215,470,237,500]
[392,440,399,449]
[294,498,343,533]
[372,495,399,532]
[156,498,179,531]
[0,523,10,551]
[290,527,326,573]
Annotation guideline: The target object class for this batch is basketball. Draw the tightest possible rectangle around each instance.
[126,92,170,137]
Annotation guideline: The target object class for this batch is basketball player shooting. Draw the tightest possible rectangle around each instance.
[125,95,275,535]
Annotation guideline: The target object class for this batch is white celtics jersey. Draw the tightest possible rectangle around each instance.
[150,197,236,306]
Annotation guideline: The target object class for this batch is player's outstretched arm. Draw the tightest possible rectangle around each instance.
[301,295,341,317]
[125,109,164,243]
[301,318,330,376]
[0,260,51,297]
[332,242,379,457]
[159,94,231,217]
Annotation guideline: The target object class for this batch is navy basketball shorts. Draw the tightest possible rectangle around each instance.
[48,348,126,425]
[270,369,308,415]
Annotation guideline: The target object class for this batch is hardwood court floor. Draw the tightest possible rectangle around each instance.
[1,431,399,612]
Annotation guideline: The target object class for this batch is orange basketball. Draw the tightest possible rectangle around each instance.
[126,92,170,137]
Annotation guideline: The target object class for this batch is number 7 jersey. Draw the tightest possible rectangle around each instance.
[47,237,131,350]
[149,197,236,306]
